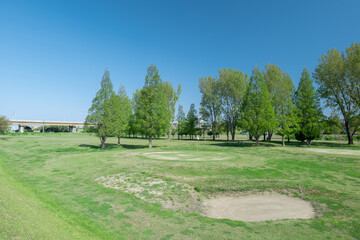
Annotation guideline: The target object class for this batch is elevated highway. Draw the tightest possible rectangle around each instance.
[9,120,88,133]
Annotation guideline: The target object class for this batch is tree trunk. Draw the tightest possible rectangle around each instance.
[231,125,236,141]
[263,133,266,141]
[255,137,259,146]
[178,134,179,139]
[168,127,172,139]
[345,122,354,144]
[287,136,290,142]
[148,136,152,148]
[117,136,121,146]
[282,135,285,147]
[100,137,106,150]
[249,134,253,141]
[307,139,311,146]
[267,132,273,141]
[226,131,229,141]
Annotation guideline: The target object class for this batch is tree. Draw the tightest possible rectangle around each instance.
[85,69,115,149]
[241,66,277,146]
[199,76,222,141]
[219,68,248,140]
[295,68,322,146]
[323,111,343,135]
[263,64,294,141]
[185,103,198,139]
[345,43,360,108]
[0,115,10,136]
[134,65,171,148]
[313,47,360,144]
[110,85,132,145]
[164,81,182,139]
[176,104,185,139]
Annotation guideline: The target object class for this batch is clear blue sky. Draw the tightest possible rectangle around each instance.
[1,0,359,122]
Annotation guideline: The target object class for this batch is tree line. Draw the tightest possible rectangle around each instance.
[85,43,359,148]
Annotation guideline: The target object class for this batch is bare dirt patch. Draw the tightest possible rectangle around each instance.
[202,193,315,222]
[306,148,360,155]
[95,173,202,213]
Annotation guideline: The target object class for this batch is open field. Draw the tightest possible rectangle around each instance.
[0,133,359,239]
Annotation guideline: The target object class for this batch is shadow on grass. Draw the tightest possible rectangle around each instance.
[0,137,9,141]
[79,143,149,150]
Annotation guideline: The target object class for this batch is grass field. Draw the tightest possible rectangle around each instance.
[0,133,359,239]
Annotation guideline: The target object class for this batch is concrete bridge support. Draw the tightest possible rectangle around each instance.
[18,125,24,133]
[69,126,77,133]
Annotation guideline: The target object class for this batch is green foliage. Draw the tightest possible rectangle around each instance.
[109,85,132,144]
[0,115,10,134]
[323,111,343,135]
[164,82,182,138]
[199,76,222,141]
[313,44,360,144]
[295,68,323,145]
[241,66,277,145]
[263,64,296,143]
[345,42,360,108]
[185,103,198,139]
[85,69,115,149]
[219,68,248,140]
[134,65,171,147]
[40,125,69,132]
[176,105,186,137]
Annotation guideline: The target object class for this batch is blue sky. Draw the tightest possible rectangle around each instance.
[1,0,359,122]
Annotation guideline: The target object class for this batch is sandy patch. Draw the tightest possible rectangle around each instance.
[143,151,231,161]
[306,148,360,155]
[202,194,315,222]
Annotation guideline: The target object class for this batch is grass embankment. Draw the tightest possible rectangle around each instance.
[0,133,359,239]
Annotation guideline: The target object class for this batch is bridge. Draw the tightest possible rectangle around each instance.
[9,120,88,133]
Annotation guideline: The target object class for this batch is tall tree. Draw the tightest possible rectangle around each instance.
[176,104,185,139]
[323,111,343,135]
[241,66,277,146]
[199,76,222,141]
[263,64,294,141]
[164,82,182,139]
[345,43,360,108]
[314,47,360,144]
[134,65,171,148]
[219,68,248,141]
[110,85,132,145]
[295,68,322,146]
[85,69,115,149]
[0,115,10,137]
[185,103,198,139]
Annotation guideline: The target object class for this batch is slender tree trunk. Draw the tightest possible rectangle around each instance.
[178,134,179,139]
[212,125,216,141]
[117,136,121,146]
[148,136,152,148]
[267,132,273,141]
[168,127,172,139]
[249,134,253,141]
[263,133,266,141]
[231,125,236,141]
[288,136,290,142]
[345,122,354,144]
[255,137,259,146]
[282,135,285,147]
[307,139,311,146]
[100,137,106,150]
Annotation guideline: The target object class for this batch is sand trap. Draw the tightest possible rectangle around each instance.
[306,148,360,155]
[202,194,315,222]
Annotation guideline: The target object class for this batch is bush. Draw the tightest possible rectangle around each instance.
[324,136,338,141]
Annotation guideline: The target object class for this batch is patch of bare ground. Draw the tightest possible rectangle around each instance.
[95,173,202,213]
[306,148,360,155]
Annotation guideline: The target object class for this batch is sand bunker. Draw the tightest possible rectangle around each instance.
[202,194,315,222]
[143,151,231,161]
[306,148,360,156]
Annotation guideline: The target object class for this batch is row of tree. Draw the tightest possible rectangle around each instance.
[194,42,360,145]
[85,42,359,148]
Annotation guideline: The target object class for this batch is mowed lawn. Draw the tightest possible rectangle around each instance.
[0,133,359,239]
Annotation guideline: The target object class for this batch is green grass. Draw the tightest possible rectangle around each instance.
[0,133,359,239]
